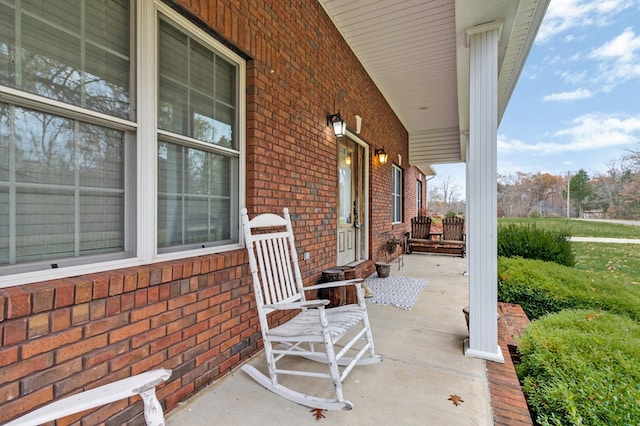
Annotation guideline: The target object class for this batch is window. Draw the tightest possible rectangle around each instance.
[0,1,245,282]
[392,164,402,223]
[1,0,134,275]
[416,179,423,213]
[156,18,240,252]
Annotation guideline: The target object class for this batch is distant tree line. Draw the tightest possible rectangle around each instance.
[498,149,640,218]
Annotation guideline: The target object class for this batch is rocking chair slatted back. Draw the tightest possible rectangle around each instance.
[442,216,465,241]
[242,209,305,314]
[410,216,432,239]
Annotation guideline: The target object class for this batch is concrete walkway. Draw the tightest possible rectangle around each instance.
[570,237,640,244]
[166,254,493,425]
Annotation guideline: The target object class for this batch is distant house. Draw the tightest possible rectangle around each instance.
[0,0,548,423]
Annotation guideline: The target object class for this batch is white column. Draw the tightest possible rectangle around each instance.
[464,22,504,363]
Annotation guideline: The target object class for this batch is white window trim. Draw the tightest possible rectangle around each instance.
[0,0,246,287]
[392,164,402,224]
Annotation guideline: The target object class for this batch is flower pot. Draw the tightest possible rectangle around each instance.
[375,262,391,278]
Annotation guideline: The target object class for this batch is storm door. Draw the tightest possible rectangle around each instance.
[337,138,365,265]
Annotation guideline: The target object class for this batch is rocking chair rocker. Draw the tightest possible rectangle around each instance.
[241,208,382,411]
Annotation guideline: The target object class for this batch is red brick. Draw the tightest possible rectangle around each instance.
[71,303,90,325]
[137,268,151,288]
[105,296,121,316]
[0,294,5,321]
[131,350,166,375]
[3,318,27,345]
[54,281,76,308]
[182,299,209,316]
[29,283,55,313]
[27,313,50,339]
[54,363,109,396]
[72,277,93,304]
[89,300,106,320]
[0,352,54,383]
[151,331,182,353]
[134,288,148,307]
[108,319,150,344]
[149,267,162,286]
[51,308,71,332]
[22,358,83,394]
[121,292,135,311]
[84,340,129,369]
[130,301,167,322]
[109,345,150,372]
[0,346,19,367]
[123,272,138,293]
[183,320,209,339]
[84,313,129,338]
[167,293,197,310]
[75,398,127,425]
[56,334,109,363]
[0,381,20,404]
[92,277,109,299]
[161,266,173,283]
[3,287,31,319]
[21,327,83,359]
[150,309,181,328]
[0,385,53,424]
[131,325,166,349]
[108,274,124,296]
[167,336,196,359]
[195,345,220,366]
[166,315,196,335]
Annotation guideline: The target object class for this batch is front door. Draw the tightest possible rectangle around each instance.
[337,138,365,265]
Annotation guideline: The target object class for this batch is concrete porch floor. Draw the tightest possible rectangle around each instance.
[166,254,493,425]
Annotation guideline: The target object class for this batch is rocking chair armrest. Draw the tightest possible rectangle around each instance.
[264,300,330,311]
[305,278,364,292]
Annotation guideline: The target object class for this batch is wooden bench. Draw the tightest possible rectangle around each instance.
[4,369,172,426]
[407,216,465,257]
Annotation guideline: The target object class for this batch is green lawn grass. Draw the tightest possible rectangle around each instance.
[498,217,640,284]
[498,217,640,238]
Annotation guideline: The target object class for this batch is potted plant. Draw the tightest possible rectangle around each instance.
[385,236,401,254]
[375,261,391,278]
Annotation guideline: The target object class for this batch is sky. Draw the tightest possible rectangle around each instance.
[432,0,640,200]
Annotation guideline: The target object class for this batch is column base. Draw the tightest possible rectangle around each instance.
[464,339,504,363]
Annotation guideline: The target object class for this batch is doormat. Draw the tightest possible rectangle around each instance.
[363,276,428,310]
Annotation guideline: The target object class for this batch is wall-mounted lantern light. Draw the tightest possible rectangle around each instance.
[375,148,388,164]
[327,111,346,137]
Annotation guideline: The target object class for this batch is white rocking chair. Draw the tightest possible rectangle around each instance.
[241,207,382,411]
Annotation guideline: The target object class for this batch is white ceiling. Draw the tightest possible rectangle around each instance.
[319,0,549,171]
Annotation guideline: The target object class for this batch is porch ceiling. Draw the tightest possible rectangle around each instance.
[319,0,549,170]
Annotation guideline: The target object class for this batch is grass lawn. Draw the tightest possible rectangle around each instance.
[499,217,640,284]
[498,217,640,238]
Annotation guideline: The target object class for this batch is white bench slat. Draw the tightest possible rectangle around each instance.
[5,369,171,426]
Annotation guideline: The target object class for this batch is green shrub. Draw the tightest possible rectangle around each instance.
[518,310,640,425]
[498,257,640,321]
[498,223,575,267]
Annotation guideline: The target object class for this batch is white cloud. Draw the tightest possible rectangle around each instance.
[498,113,640,154]
[559,70,587,85]
[543,88,593,102]
[590,27,640,63]
[537,0,635,43]
[587,27,640,90]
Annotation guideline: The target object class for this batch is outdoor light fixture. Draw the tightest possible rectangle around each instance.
[375,148,388,164]
[327,111,346,137]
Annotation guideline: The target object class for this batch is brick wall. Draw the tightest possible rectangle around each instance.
[0,0,413,423]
